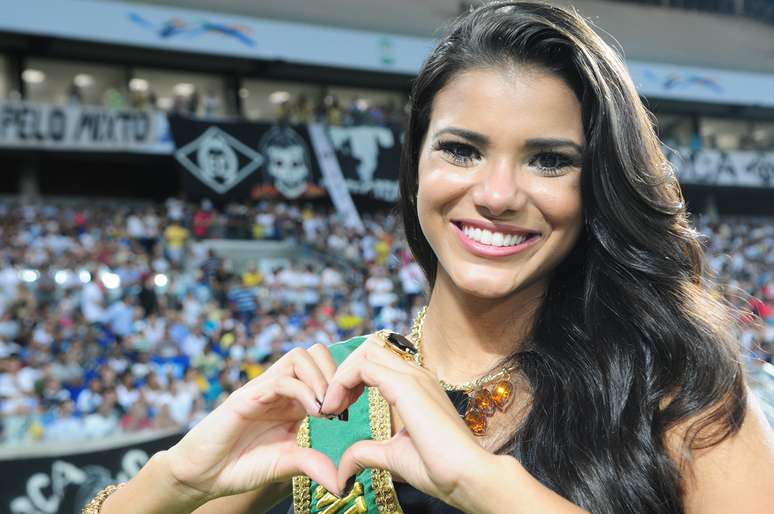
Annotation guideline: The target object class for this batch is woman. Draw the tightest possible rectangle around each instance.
[90,2,774,514]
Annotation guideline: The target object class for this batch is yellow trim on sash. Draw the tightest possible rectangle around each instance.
[292,416,312,514]
[367,388,405,514]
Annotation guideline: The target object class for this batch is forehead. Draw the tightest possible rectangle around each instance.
[428,67,584,145]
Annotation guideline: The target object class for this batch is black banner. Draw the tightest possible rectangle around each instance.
[326,125,402,202]
[1,431,183,514]
[169,116,401,203]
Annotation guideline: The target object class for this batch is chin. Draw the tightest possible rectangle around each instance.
[451,270,526,300]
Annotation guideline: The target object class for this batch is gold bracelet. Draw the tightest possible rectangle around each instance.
[82,482,126,514]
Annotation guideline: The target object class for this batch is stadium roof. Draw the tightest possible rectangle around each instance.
[117,0,774,74]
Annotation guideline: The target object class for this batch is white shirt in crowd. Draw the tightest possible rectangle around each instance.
[46,416,85,442]
[126,215,145,239]
[157,388,194,426]
[365,275,396,308]
[81,281,105,323]
[76,389,103,414]
[116,383,140,411]
[83,412,120,438]
[399,262,426,295]
[321,267,344,289]
[182,331,207,359]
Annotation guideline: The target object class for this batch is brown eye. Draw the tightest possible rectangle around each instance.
[530,152,577,176]
[434,141,481,166]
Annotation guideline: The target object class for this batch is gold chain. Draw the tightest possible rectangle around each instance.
[409,305,517,392]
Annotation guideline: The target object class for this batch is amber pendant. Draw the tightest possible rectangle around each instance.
[472,388,496,416]
[463,406,487,436]
[491,379,514,411]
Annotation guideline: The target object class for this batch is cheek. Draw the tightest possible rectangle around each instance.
[533,179,583,234]
[416,153,458,229]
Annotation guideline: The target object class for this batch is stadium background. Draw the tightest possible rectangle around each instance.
[0,1,773,513]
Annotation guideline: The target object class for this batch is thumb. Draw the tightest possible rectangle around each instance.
[274,446,339,496]
[336,439,391,495]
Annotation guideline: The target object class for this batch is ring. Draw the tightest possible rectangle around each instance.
[376,330,418,363]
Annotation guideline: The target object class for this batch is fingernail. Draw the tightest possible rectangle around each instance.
[337,408,349,422]
[317,401,337,420]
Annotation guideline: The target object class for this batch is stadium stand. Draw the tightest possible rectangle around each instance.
[0,199,771,445]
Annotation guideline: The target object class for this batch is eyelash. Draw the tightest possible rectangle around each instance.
[433,141,579,176]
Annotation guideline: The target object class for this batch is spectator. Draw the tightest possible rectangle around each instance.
[45,400,84,442]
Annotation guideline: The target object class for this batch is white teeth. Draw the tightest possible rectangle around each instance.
[459,224,534,247]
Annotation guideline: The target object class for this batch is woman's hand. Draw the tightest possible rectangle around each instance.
[319,333,501,510]
[164,344,341,503]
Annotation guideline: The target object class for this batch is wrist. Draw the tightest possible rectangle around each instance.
[99,450,212,514]
[153,450,215,505]
[446,451,513,514]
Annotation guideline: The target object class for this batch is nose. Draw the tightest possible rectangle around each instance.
[470,159,526,217]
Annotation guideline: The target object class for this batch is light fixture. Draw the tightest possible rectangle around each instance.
[153,273,169,288]
[100,271,121,290]
[22,69,45,84]
[54,270,72,285]
[129,78,149,92]
[238,87,249,98]
[173,82,195,96]
[79,270,92,283]
[74,74,94,88]
[19,269,40,282]
[268,91,291,104]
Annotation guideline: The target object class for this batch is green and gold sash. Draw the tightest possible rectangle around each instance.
[292,336,404,514]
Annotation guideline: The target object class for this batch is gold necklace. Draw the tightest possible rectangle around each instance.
[408,305,517,435]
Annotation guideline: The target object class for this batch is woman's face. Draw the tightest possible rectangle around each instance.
[417,66,584,300]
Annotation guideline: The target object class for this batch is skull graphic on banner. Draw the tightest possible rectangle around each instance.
[258,126,311,199]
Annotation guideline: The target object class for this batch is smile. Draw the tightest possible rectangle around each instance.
[451,220,541,257]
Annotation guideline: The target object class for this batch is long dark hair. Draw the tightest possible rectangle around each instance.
[398,2,747,512]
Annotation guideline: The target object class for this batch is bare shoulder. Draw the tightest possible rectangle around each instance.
[674,386,774,514]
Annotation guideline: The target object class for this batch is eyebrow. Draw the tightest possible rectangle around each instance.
[433,127,585,154]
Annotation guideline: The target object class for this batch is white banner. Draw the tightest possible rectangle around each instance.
[308,122,365,232]
[629,61,774,108]
[0,101,173,154]
[667,146,774,189]
[0,0,432,75]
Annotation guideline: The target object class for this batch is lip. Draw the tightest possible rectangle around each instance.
[451,221,541,258]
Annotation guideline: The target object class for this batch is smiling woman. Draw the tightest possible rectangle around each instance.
[89,2,774,514]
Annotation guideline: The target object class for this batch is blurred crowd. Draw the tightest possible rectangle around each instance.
[697,217,774,365]
[0,198,425,445]
[0,198,771,446]
[272,93,406,127]
[63,79,406,127]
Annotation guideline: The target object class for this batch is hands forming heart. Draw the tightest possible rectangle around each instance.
[164,333,501,510]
